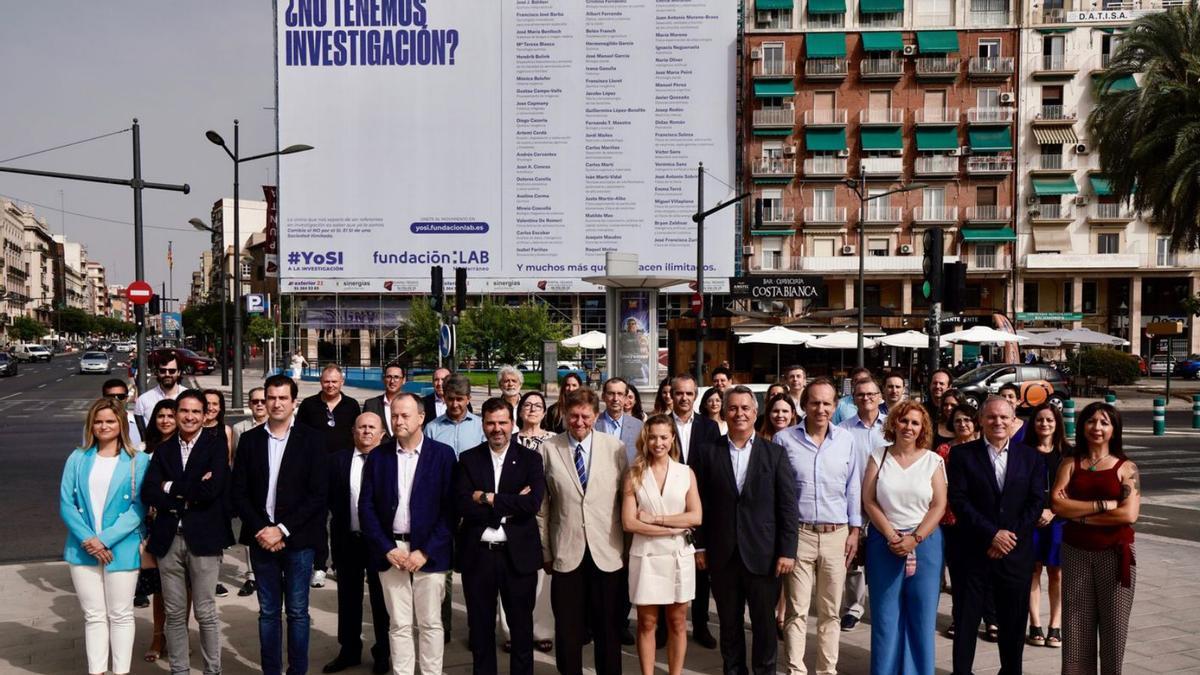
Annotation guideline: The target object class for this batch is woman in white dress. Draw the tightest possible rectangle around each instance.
[622,414,702,675]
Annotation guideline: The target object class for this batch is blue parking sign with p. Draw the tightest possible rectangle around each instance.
[246,293,269,315]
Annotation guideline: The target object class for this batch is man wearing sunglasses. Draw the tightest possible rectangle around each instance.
[134,352,184,427]
[102,378,143,450]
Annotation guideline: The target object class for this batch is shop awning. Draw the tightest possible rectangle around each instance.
[1093,73,1138,93]
[757,0,795,9]
[753,128,794,137]
[807,0,846,13]
[751,229,796,236]
[962,227,1016,242]
[806,32,847,58]
[917,31,959,54]
[806,127,848,151]
[915,127,959,151]
[967,126,1012,151]
[1035,27,1075,33]
[1032,126,1079,145]
[859,0,903,13]
[1032,227,1072,252]
[1032,177,1079,196]
[1090,176,1113,196]
[861,31,903,52]
[755,82,796,97]
[861,127,903,151]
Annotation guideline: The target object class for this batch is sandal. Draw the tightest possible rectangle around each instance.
[1027,625,1045,646]
[144,649,161,663]
[944,623,956,638]
[536,639,554,653]
[985,625,1000,642]
[1046,627,1062,648]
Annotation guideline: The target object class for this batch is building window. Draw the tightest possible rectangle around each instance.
[812,237,836,257]
[1023,281,1040,312]
[762,43,786,71]
[923,187,946,219]
[975,243,997,268]
[1083,281,1097,313]
[757,9,792,29]
[1097,232,1120,254]
[864,284,882,309]
[761,236,784,270]
[977,88,1000,110]
[977,38,1001,58]
[1157,236,1176,266]
[917,0,953,25]
[861,11,902,27]
[1063,280,1073,311]
[812,188,836,211]
[808,10,844,27]
[1042,35,1066,69]
[868,237,890,256]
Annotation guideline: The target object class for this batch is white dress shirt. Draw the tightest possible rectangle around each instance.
[392,440,423,535]
[729,434,755,493]
[434,396,447,419]
[674,412,694,462]
[162,432,200,494]
[266,419,293,527]
[480,446,509,543]
[987,438,1010,490]
[349,450,368,532]
[570,431,594,474]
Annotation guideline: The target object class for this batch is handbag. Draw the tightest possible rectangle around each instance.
[132,456,161,596]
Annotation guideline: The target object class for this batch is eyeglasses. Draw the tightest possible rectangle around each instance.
[158,368,178,375]
[854,391,881,399]
[105,392,128,401]
[520,403,545,410]
[953,418,975,425]
[249,399,266,405]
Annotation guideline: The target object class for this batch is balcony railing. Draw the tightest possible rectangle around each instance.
[915,155,961,174]
[970,9,1009,25]
[861,156,904,174]
[1036,54,1075,72]
[860,57,904,77]
[969,56,1015,76]
[751,158,796,176]
[914,206,959,222]
[916,57,961,77]
[863,206,904,223]
[752,61,796,77]
[1024,253,1140,269]
[753,108,795,127]
[860,108,905,124]
[966,156,1015,173]
[1033,8,1068,23]
[803,108,848,125]
[1035,104,1076,121]
[1090,203,1136,220]
[915,11,954,26]
[804,156,848,176]
[806,13,845,28]
[967,107,1014,123]
[860,12,903,27]
[973,251,999,269]
[965,205,1013,221]
[803,206,848,224]
[760,206,797,225]
[914,107,960,124]
[805,58,848,77]
[1032,203,1073,220]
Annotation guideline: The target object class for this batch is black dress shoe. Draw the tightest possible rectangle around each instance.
[372,658,390,674]
[322,654,361,673]
[694,626,717,649]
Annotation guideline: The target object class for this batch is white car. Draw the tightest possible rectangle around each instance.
[12,343,52,362]
[114,342,134,353]
[79,351,112,374]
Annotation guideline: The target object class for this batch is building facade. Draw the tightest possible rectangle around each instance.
[85,261,110,318]
[0,202,29,336]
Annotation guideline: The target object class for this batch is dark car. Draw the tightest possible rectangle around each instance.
[952,364,1071,410]
[0,353,16,377]
[1175,355,1200,380]
[147,347,216,375]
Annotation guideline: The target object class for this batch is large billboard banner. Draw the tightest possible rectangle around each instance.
[276,0,736,294]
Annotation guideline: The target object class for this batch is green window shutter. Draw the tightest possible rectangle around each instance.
[807,0,847,13]
[961,227,1016,242]
[757,0,795,9]
[861,127,903,151]
[915,127,959,151]
[1032,177,1080,196]
[861,32,903,52]
[916,31,959,54]
[967,126,1012,152]
[806,128,848,151]
[1089,176,1113,196]
[755,82,797,97]
[806,33,847,58]
[859,0,903,13]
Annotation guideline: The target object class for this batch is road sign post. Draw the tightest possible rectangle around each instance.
[126,280,153,306]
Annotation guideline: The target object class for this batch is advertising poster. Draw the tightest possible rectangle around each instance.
[617,291,651,387]
[275,0,736,293]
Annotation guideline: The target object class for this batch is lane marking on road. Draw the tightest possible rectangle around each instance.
[0,392,21,401]
[36,384,46,389]
[1142,467,1200,476]
[55,378,63,383]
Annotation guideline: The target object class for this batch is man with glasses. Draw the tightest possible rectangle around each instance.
[232,386,270,596]
[297,364,362,588]
[134,351,183,427]
[836,378,888,633]
[831,367,874,426]
[363,364,406,442]
[102,378,142,449]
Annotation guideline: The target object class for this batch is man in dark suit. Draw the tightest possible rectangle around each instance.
[668,372,719,648]
[422,367,452,427]
[359,392,457,675]
[362,363,405,442]
[694,385,799,675]
[455,397,546,675]
[947,396,1046,675]
[142,388,234,675]
[323,412,391,674]
[232,374,330,675]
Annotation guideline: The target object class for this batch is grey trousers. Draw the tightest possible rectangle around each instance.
[841,566,867,619]
[159,536,222,675]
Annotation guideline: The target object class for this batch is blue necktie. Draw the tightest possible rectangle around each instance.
[574,444,588,492]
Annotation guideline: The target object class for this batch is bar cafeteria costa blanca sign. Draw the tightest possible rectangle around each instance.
[729,275,827,302]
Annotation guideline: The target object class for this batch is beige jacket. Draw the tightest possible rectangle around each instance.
[538,430,629,573]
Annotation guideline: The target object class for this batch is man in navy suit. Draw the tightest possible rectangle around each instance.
[232,374,330,675]
[455,397,546,675]
[359,392,456,675]
[143,388,233,675]
[947,397,1046,675]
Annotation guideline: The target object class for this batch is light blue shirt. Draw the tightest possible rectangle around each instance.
[425,412,486,458]
[831,394,858,426]
[775,422,863,527]
[838,413,888,474]
[568,431,594,474]
[594,411,625,437]
[728,433,755,493]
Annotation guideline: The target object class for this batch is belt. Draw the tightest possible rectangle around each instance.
[392,533,410,542]
[481,541,507,550]
[799,522,846,534]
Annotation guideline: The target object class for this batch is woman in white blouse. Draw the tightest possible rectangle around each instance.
[861,400,947,675]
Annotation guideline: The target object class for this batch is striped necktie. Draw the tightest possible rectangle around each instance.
[574,444,588,492]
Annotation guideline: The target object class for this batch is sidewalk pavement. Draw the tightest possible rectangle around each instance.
[3,532,1196,674]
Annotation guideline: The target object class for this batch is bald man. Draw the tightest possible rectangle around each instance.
[325,412,391,673]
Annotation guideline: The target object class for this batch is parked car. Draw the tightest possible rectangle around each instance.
[1173,355,1200,380]
[78,351,112,375]
[952,364,1071,410]
[114,342,134,353]
[147,347,216,375]
[1149,354,1175,377]
[11,343,52,362]
[0,353,16,377]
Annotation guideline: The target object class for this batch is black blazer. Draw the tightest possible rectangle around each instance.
[694,435,799,576]
[231,422,330,552]
[453,439,546,576]
[676,415,721,466]
[328,446,374,569]
[946,438,1046,576]
[362,395,395,445]
[142,431,234,557]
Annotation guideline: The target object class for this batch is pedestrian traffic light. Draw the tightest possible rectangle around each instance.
[148,294,161,316]
[922,228,944,303]
[942,261,968,313]
[430,265,444,314]
[455,267,467,315]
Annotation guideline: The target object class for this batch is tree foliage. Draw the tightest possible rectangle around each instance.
[9,317,48,342]
[1077,347,1141,386]
[457,298,571,369]
[1087,4,1200,251]
[244,315,276,345]
[403,297,444,366]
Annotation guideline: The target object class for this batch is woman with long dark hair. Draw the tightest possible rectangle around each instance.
[626,383,647,421]
[652,377,673,416]
[933,389,965,449]
[1027,403,1069,648]
[758,393,798,443]
[699,387,726,435]
[201,389,234,463]
[544,372,584,433]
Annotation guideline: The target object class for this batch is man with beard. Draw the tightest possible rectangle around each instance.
[134,351,183,426]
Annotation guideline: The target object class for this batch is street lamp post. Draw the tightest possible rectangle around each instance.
[190,217,228,386]
[206,121,312,410]
[844,166,926,367]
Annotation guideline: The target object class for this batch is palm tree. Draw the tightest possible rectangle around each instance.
[1087,2,1200,251]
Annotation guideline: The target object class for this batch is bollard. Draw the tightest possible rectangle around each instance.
[1063,399,1076,438]
[1154,397,1166,436]
[1193,394,1200,429]
[1104,393,1117,406]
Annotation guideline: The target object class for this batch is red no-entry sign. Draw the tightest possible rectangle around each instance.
[691,293,703,314]
[126,280,153,305]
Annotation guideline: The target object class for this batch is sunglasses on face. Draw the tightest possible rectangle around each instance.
[159,368,178,375]
[105,392,128,401]
[249,399,266,405]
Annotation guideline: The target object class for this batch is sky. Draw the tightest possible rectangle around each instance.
[0,1,278,297]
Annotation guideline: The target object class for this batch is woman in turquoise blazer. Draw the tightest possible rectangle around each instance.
[59,397,149,675]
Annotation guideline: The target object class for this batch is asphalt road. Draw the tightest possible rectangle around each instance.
[3,363,1200,563]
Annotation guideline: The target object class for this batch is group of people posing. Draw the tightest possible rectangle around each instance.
[60,355,1138,675]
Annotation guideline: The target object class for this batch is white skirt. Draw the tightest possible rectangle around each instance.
[628,543,696,606]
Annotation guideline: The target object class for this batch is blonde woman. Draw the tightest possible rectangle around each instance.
[59,397,150,675]
[622,415,702,675]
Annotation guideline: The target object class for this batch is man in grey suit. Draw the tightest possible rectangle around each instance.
[594,377,643,463]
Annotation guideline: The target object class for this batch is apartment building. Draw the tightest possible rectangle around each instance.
[20,206,57,324]
[744,0,1020,326]
[0,202,28,336]
[85,261,111,318]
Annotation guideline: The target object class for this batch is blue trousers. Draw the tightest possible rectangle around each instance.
[866,526,943,675]
[250,546,314,675]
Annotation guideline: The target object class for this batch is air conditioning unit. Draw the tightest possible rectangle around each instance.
[1000,92,1016,105]
[948,147,962,157]
[898,244,914,255]
[902,44,917,56]
[1074,195,1089,206]
[837,149,850,158]
[959,145,972,156]
[841,244,856,255]
[1075,142,1090,154]
[751,48,763,60]
[744,243,756,255]
[783,144,796,155]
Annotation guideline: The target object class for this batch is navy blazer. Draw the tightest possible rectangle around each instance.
[142,431,234,557]
[453,439,545,576]
[946,438,1046,576]
[231,422,329,552]
[359,437,457,574]
[328,446,377,570]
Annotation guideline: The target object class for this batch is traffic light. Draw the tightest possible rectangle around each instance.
[148,294,161,316]
[430,265,444,314]
[922,228,944,303]
[455,267,467,315]
[134,304,145,328]
[942,261,968,313]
